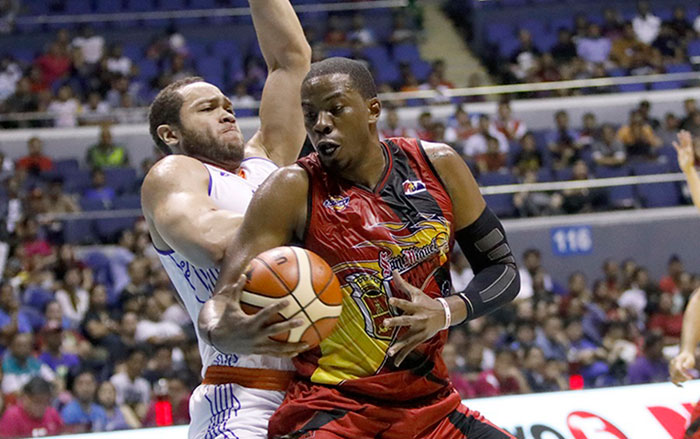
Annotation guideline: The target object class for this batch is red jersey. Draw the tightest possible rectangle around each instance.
[294,137,454,402]
[0,403,63,438]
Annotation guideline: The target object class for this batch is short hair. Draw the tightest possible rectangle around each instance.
[303,57,377,99]
[148,76,204,155]
[23,377,52,396]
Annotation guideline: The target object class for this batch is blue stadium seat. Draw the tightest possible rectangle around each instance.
[666,63,693,73]
[631,161,669,176]
[21,306,46,332]
[595,166,635,208]
[617,83,646,93]
[137,59,159,81]
[104,167,138,194]
[197,56,225,88]
[638,183,681,208]
[326,48,353,58]
[536,168,553,182]
[95,216,139,243]
[554,168,573,181]
[65,0,93,14]
[80,197,110,211]
[651,81,684,91]
[64,170,92,194]
[189,0,217,8]
[114,194,141,209]
[125,0,154,11]
[480,173,517,218]
[373,60,400,85]
[392,44,422,63]
[410,60,432,82]
[95,0,124,13]
[485,22,513,44]
[608,68,628,77]
[83,251,116,290]
[361,46,390,66]
[63,219,97,244]
[687,39,700,57]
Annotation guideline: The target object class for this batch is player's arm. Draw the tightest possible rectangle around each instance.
[141,156,244,268]
[670,287,700,385]
[244,0,311,166]
[385,142,520,366]
[674,130,700,215]
[198,166,310,355]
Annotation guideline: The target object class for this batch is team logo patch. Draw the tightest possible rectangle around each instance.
[402,179,426,195]
[323,195,350,212]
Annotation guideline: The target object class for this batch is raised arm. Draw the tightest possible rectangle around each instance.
[141,155,243,268]
[674,130,700,215]
[198,165,309,354]
[245,0,311,166]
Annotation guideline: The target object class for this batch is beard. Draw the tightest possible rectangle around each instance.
[179,125,244,165]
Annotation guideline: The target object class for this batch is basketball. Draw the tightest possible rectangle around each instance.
[240,246,343,349]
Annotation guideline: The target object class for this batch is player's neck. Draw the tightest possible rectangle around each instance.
[341,137,385,189]
[193,155,241,174]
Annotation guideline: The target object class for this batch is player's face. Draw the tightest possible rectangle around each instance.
[177,82,245,166]
[302,74,378,173]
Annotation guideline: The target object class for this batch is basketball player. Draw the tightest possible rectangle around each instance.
[141,1,311,438]
[203,58,519,438]
[669,130,700,439]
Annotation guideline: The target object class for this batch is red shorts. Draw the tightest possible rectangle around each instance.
[267,381,514,439]
[687,399,700,439]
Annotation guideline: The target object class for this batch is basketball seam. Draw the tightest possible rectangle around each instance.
[257,258,293,295]
[302,250,324,343]
[314,269,335,304]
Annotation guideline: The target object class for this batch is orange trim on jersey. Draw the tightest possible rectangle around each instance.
[202,366,295,390]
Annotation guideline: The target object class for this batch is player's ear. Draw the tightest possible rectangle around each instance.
[367,98,381,124]
[157,124,180,148]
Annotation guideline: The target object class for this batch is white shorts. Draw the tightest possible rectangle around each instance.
[188,383,285,439]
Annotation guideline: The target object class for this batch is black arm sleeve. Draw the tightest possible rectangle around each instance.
[454,206,520,322]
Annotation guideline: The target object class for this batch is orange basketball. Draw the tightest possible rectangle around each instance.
[240,246,343,349]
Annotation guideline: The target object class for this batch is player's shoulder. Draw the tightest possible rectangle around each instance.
[266,163,309,188]
[141,155,209,206]
[419,140,462,166]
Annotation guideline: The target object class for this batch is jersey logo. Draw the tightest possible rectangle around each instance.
[323,195,350,212]
[402,179,426,195]
[236,169,247,179]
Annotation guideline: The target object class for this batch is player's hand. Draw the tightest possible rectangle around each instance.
[670,351,695,386]
[673,130,695,174]
[209,274,309,357]
[383,270,446,367]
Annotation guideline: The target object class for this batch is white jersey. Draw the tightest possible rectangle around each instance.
[156,157,294,376]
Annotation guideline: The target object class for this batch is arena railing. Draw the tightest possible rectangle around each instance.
[0,72,698,126]
[15,0,408,25]
[34,171,692,223]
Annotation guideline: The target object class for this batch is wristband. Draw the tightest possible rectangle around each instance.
[436,297,451,330]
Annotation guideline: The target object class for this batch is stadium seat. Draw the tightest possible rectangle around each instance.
[392,44,422,63]
[95,216,139,243]
[554,168,573,181]
[114,194,142,209]
[687,39,700,57]
[631,161,669,176]
[22,286,54,311]
[94,0,124,13]
[617,83,646,93]
[480,173,517,218]
[64,170,92,194]
[638,182,681,208]
[80,197,111,211]
[104,167,138,194]
[595,166,635,209]
[189,0,217,8]
[373,60,400,85]
[63,219,97,244]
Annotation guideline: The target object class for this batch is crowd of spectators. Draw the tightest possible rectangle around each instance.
[380,97,700,216]
[445,248,698,398]
[492,1,700,92]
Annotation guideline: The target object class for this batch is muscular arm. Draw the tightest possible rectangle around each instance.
[674,131,700,214]
[141,156,243,268]
[244,0,311,166]
[198,165,309,352]
[670,287,700,384]
[426,142,519,322]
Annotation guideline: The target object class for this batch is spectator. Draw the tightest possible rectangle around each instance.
[324,15,347,47]
[110,347,150,419]
[96,381,135,431]
[118,258,151,312]
[658,112,680,146]
[694,7,700,35]
[0,283,32,343]
[86,124,130,169]
[0,0,19,34]
[513,132,543,176]
[659,254,684,295]
[475,136,506,174]
[666,6,691,40]
[418,71,452,105]
[379,107,414,140]
[601,7,624,39]
[37,322,81,378]
[562,160,605,214]
[0,56,21,101]
[54,267,90,329]
[576,23,611,65]
[637,100,660,129]
[618,267,649,317]
[493,100,527,141]
[680,99,698,130]
[2,333,55,395]
[0,377,63,438]
[441,343,475,399]
[71,25,104,65]
[509,29,540,81]
[135,297,185,346]
[472,349,529,397]
[610,23,640,69]
[16,137,53,175]
[229,83,254,109]
[551,28,577,63]
[415,111,434,142]
[546,110,579,169]
[142,374,191,427]
[449,106,476,151]
[462,114,508,159]
[653,23,682,60]
[518,248,554,301]
[617,110,662,162]
[47,85,80,128]
[627,331,669,384]
[513,170,563,218]
[106,44,133,77]
[83,284,121,354]
[60,370,107,433]
[535,315,568,361]
[647,292,682,343]
[576,112,598,149]
[79,92,111,126]
[35,42,71,88]
[683,111,700,139]
[389,13,415,45]
[2,77,39,121]
[564,318,607,387]
[592,123,626,167]
[347,14,375,47]
[632,1,661,45]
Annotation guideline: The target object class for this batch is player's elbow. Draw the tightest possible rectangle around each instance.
[271,42,311,73]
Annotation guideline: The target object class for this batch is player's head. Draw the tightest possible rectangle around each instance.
[301,57,380,172]
[149,76,244,167]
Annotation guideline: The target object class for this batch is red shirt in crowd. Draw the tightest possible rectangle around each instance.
[659,276,678,294]
[0,403,63,438]
[16,155,54,172]
[34,54,71,87]
[471,370,522,397]
[648,312,684,339]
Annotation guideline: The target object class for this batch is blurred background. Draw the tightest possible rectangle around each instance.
[0,0,699,437]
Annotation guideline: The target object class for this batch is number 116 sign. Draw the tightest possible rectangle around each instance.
[550,226,593,256]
